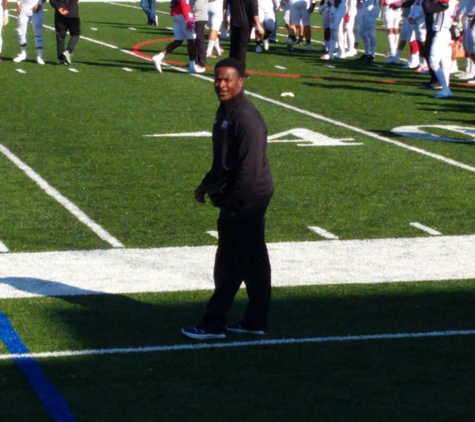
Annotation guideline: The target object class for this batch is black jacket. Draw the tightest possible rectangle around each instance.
[223,0,259,28]
[203,91,274,215]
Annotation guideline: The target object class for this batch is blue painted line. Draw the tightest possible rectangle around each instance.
[0,310,77,422]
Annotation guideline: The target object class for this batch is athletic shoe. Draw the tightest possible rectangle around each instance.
[263,39,269,51]
[255,45,262,53]
[421,81,441,89]
[356,53,369,61]
[297,37,304,46]
[315,46,328,53]
[152,52,164,73]
[320,53,331,60]
[188,61,196,73]
[36,56,45,65]
[286,38,293,51]
[215,46,224,56]
[206,52,217,58]
[432,87,452,98]
[346,48,358,57]
[385,56,399,64]
[194,63,206,73]
[62,50,71,65]
[226,322,268,335]
[415,65,429,73]
[402,60,419,69]
[59,59,65,65]
[365,55,374,63]
[467,78,475,84]
[13,51,28,63]
[334,51,346,59]
[305,43,313,51]
[457,71,475,80]
[182,324,226,340]
[153,16,158,26]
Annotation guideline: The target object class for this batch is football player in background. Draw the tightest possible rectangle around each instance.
[0,0,8,63]
[12,0,45,64]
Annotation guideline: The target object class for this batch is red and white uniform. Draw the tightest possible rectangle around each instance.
[171,0,196,40]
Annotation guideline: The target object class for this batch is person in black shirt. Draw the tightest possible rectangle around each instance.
[182,58,274,340]
[223,0,264,76]
[49,0,80,65]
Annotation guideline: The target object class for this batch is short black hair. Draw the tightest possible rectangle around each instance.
[214,58,245,78]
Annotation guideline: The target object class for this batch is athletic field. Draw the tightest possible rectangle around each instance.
[0,1,475,420]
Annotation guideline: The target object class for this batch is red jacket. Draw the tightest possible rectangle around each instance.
[171,0,194,22]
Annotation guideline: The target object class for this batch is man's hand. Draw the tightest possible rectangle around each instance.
[194,184,208,204]
[33,3,42,13]
[256,22,264,35]
[16,3,22,14]
[186,19,195,32]
[58,7,68,15]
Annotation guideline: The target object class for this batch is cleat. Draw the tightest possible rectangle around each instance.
[263,39,269,51]
[305,43,313,51]
[320,53,331,60]
[152,52,164,72]
[385,56,399,64]
[255,45,262,53]
[37,56,45,65]
[432,87,452,98]
[215,46,224,56]
[13,51,28,63]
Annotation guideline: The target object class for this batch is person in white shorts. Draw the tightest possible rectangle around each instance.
[153,0,200,73]
[13,0,45,64]
[207,0,224,57]
[255,0,276,51]
[343,0,358,55]
[321,0,348,58]
[429,0,456,98]
[382,0,403,57]
[0,0,8,63]
[357,0,380,62]
[287,0,313,50]
[454,0,475,80]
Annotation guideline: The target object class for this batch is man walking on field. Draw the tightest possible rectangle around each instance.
[182,58,274,340]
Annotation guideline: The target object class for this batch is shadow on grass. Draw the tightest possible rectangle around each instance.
[1,280,475,421]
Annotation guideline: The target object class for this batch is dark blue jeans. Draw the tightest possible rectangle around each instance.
[203,204,271,331]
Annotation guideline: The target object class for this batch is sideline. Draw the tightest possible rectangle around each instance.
[1,329,474,360]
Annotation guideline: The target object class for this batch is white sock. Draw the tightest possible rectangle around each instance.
[207,40,215,55]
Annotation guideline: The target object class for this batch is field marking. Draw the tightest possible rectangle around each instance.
[0,143,124,248]
[410,222,442,236]
[1,329,474,361]
[0,241,9,253]
[1,234,475,298]
[206,230,219,239]
[308,226,339,240]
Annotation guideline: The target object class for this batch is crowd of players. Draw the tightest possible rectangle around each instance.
[149,0,474,98]
[1,0,473,98]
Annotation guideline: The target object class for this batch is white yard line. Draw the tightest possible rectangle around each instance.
[1,329,474,361]
[410,222,442,236]
[0,144,124,248]
[308,226,339,240]
[1,235,475,298]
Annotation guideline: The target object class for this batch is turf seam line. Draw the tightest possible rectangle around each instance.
[0,329,474,360]
[0,310,77,421]
[0,143,124,248]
